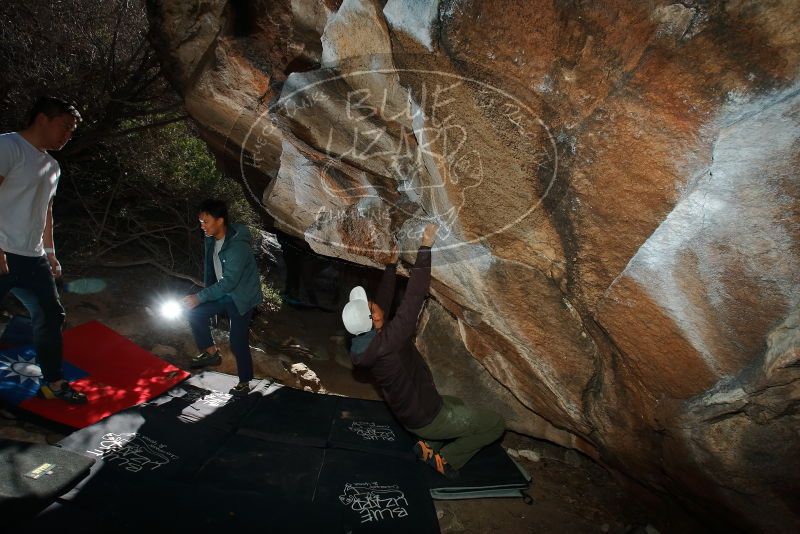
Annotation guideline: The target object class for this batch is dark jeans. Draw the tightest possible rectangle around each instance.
[0,253,66,383]
[186,295,254,382]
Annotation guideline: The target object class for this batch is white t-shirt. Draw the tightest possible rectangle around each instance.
[0,132,60,257]
[213,236,225,281]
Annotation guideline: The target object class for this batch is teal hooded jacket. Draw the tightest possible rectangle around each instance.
[196,223,262,315]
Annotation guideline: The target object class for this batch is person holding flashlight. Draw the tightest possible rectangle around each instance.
[0,96,86,404]
[183,199,262,396]
[341,224,505,478]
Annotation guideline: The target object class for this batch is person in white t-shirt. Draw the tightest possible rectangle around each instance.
[0,96,86,404]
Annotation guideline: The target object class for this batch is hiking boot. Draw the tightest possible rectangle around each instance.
[190,350,221,369]
[38,381,88,404]
[426,453,459,480]
[229,381,251,397]
[413,440,435,462]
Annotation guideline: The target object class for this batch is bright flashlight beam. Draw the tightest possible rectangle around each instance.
[160,300,183,320]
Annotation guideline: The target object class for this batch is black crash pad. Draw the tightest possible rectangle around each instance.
[0,439,94,520]
[27,501,116,533]
[35,480,319,533]
[57,406,230,505]
[193,433,325,502]
[328,396,417,458]
[237,383,339,447]
[140,371,270,428]
[314,447,440,533]
[25,375,528,532]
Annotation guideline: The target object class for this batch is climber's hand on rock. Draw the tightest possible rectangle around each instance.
[388,243,400,264]
[421,224,439,248]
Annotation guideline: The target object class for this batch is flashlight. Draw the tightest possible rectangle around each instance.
[160,299,184,320]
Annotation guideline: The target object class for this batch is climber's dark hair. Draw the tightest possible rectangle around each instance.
[198,199,228,225]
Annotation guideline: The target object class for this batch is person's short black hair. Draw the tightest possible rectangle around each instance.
[26,96,82,127]
[198,199,228,224]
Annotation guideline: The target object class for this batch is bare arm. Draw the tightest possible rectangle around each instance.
[43,199,61,278]
[43,198,55,251]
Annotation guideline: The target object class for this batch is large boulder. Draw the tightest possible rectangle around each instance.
[147,0,800,529]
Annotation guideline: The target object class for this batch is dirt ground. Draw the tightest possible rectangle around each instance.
[0,262,704,533]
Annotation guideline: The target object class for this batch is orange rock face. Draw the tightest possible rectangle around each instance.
[147,0,800,529]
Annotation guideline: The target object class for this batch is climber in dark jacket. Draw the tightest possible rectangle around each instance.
[182,199,262,396]
[342,224,505,478]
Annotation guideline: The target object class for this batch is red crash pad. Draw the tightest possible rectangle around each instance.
[18,321,188,428]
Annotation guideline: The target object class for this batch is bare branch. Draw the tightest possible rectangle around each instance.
[94,170,125,252]
[108,114,188,137]
[93,224,191,258]
[67,174,100,232]
[95,259,204,287]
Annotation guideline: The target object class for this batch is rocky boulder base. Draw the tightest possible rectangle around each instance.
[146,0,800,530]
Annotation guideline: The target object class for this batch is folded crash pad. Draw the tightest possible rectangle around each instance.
[0,439,94,520]
[424,441,531,499]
